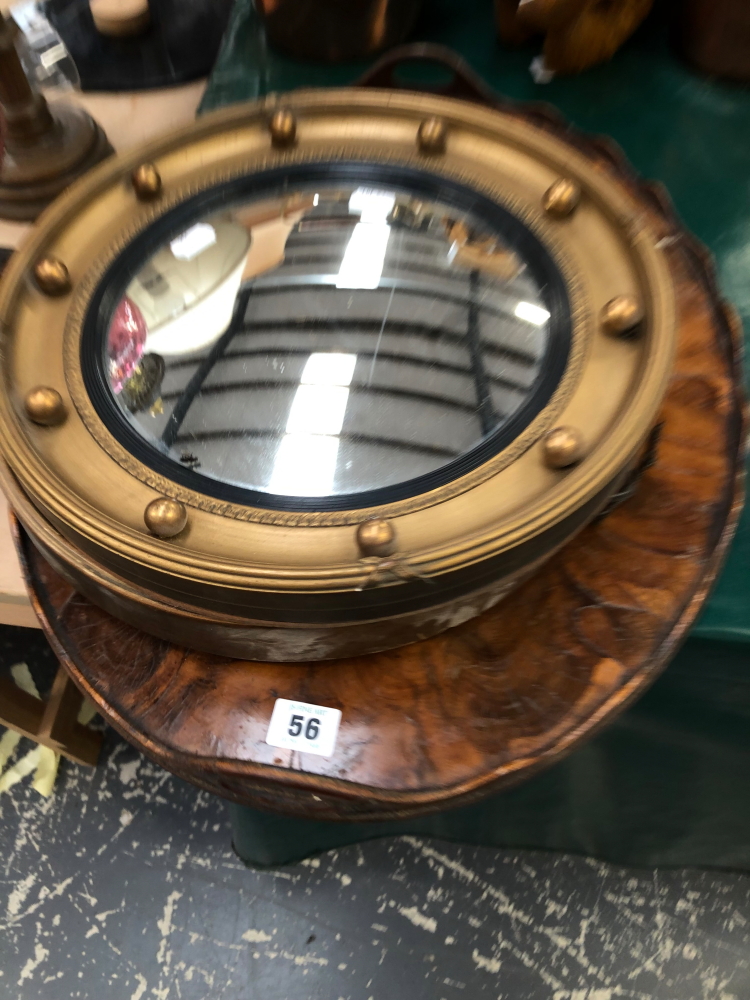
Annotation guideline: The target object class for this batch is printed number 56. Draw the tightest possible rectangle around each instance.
[288,714,320,740]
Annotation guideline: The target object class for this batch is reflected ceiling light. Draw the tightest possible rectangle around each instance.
[132,220,249,357]
[336,188,395,290]
[301,351,357,387]
[285,384,350,436]
[170,223,217,261]
[269,352,357,496]
[336,222,390,290]
[268,434,341,497]
[348,187,396,222]
[514,301,551,326]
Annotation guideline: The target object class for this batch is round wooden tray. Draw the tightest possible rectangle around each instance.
[11,62,746,823]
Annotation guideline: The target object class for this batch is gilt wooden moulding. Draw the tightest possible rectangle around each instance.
[0,83,683,662]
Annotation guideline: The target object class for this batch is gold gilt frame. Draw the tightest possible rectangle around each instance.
[0,89,675,657]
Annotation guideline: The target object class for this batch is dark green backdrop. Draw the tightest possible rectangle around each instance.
[200,0,750,867]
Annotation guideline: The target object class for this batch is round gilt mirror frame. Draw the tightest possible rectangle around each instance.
[0,66,678,660]
[5,47,746,821]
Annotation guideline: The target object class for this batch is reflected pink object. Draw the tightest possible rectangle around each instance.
[107,297,147,393]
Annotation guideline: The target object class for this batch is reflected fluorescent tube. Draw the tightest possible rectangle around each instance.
[514,301,550,326]
[269,434,341,497]
[348,187,396,222]
[301,352,357,387]
[336,187,395,290]
[336,222,390,290]
[269,352,357,496]
[170,223,217,261]
[285,385,350,436]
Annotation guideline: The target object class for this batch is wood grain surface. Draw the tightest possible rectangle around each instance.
[12,95,746,822]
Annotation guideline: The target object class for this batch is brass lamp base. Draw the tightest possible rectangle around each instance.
[0,103,113,221]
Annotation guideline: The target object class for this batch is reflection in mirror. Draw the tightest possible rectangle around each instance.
[105,182,553,499]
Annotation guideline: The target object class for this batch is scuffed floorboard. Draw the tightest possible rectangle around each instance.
[0,728,748,1000]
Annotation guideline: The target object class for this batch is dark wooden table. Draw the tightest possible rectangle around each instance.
[12,96,745,822]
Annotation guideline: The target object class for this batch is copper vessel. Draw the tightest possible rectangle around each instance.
[254,0,424,61]
[681,0,750,81]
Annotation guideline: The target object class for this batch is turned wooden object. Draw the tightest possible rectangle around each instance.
[0,13,112,220]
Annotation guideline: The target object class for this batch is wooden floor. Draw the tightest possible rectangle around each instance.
[0,624,749,999]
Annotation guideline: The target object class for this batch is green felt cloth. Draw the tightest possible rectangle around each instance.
[201,1,750,869]
[201,0,749,642]
[230,638,750,868]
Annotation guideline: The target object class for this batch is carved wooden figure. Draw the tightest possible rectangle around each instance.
[497,0,655,74]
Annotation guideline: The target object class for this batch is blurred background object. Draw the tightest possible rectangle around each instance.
[10,0,80,91]
[41,0,234,91]
[254,0,424,62]
[89,0,151,38]
[680,0,750,82]
[0,10,111,219]
[496,0,655,74]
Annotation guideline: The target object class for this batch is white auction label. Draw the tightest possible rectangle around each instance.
[266,699,342,758]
